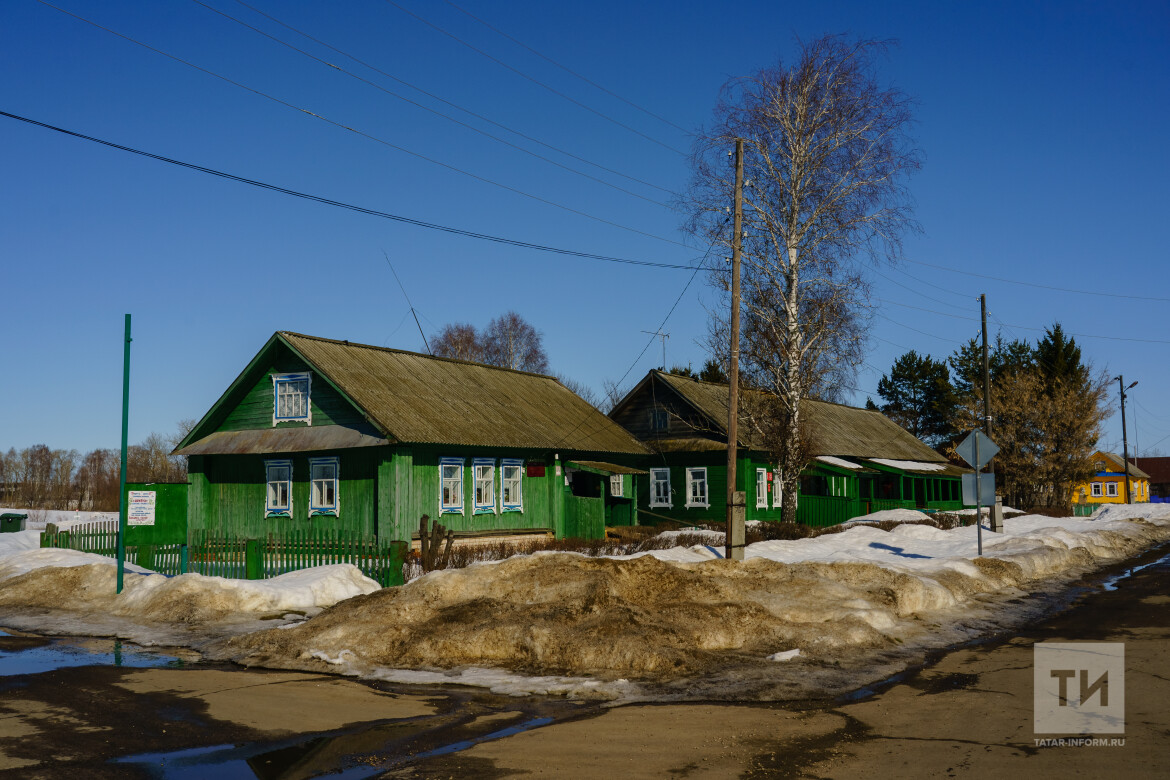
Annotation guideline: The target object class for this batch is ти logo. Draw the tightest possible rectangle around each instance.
[1034,643,1125,734]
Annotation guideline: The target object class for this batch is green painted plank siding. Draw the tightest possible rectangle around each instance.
[218,348,365,432]
[189,449,380,537]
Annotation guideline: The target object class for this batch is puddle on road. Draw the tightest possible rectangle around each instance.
[1101,549,1170,591]
[112,714,558,779]
[0,631,189,676]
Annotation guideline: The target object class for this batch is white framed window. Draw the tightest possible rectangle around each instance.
[474,459,496,514]
[501,459,523,512]
[756,468,768,509]
[1106,482,1118,497]
[440,458,464,514]
[308,456,338,515]
[265,459,292,517]
[273,373,311,425]
[773,469,783,508]
[1091,482,1103,497]
[686,467,709,509]
[650,468,671,508]
[610,474,623,497]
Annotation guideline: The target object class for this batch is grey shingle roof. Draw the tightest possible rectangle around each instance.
[653,371,946,462]
[281,333,649,454]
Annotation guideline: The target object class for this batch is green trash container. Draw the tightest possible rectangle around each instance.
[0,513,28,533]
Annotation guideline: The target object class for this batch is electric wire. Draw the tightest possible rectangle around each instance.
[38,1,690,249]
[902,257,1170,303]
[190,0,670,207]
[233,0,676,196]
[444,0,690,134]
[0,110,704,271]
[383,0,688,157]
[551,228,725,449]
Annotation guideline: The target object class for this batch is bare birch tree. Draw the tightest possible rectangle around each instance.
[686,36,921,522]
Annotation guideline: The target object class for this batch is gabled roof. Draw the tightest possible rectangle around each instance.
[180,332,649,455]
[616,370,946,463]
[1094,451,1151,479]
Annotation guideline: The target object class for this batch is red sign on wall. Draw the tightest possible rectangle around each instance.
[527,463,546,477]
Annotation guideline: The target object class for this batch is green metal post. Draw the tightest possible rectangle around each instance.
[117,314,131,593]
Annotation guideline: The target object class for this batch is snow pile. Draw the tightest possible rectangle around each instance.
[225,509,1170,697]
[0,550,380,628]
[653,528,726,544]
[838,508,933,525]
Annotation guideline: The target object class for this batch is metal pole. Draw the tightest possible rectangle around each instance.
[974,432,983,556]
[117,314,132,593]
[1119,376,1132,504]
[726,138,745,562]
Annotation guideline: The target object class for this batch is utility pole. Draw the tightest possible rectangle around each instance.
[641,330,670,370]
[980,295,1002,533]
[117,314,132,594]
[1116,375,1137,503]
[726,138,745,562]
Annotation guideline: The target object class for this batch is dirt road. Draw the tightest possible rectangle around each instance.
[1,548,1166,779]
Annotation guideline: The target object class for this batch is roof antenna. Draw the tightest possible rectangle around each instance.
[384,251,431,354]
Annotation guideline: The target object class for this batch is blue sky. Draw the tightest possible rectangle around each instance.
[3,0,1168,456]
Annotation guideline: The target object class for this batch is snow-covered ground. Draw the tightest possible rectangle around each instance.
[0,507,119,531]
[2,505,1168,701]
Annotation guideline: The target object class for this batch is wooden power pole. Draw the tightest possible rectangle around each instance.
[726,139,746,562]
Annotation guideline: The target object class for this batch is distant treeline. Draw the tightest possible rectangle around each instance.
[0,422,193,512]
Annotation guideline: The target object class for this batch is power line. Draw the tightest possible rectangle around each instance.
[0,110,704,271]
[383,0,688,157]
[232,0,676,196]
[190,0,670,207]
[38,1,689,249]
[444,0,690,134]
[902,257,1170,303]
[553,230,725,449]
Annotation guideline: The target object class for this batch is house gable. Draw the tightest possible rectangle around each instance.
[176,335,378,453]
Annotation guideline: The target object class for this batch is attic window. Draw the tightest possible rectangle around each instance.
[1095,461,1105,472]
[650,409,668,432]
[273,373,311,425]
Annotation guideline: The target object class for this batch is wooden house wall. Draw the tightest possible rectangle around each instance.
[187,449,380,538]
[610,385,719,444]
[379,445,564,542]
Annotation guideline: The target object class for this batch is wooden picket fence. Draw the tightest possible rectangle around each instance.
[41,525,406,586]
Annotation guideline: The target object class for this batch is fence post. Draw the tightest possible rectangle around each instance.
[245,538,263,580]
[384,540,408,587]
[180,543,188,574]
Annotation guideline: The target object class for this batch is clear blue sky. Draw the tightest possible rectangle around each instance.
[3,0,1168,456]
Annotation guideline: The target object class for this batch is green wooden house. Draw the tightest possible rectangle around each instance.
[174,332,650,544]
[609,371,966,527]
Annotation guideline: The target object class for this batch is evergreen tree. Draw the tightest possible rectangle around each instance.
[1035,322,1086,388]
[698,358,728,384]
[876,350,956,447]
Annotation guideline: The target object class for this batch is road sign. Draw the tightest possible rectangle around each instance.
[957,430,999,469]
[962,473,996,506]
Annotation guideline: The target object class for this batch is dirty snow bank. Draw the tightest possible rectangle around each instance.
[223,509,1170,699]
[0,550,380,642]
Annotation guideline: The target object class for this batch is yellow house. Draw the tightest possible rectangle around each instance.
[1073,451,1150,505]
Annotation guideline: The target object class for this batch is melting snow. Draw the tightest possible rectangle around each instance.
[868,459,948,472]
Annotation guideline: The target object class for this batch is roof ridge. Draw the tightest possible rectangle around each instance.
[654,369,879,414]
[278,331,560,381]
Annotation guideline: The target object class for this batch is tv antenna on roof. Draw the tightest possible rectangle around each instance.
[641,330,669,370]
